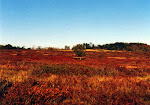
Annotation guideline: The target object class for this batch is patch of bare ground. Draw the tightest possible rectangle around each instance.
[57,50,73,51]
[129,57,140,60]
[43,54,51,55]
[107,57,126,59]
[12,54,17,56]
[126,66,138,69]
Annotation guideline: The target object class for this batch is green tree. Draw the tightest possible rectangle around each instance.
[72,44,86,57]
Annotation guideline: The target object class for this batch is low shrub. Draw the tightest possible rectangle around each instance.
[31,64,149,77]
[1,81,70,105]
[1,76,150,104]
[0,79,12,104]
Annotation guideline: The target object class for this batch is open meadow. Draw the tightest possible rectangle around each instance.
[0,49,150,104]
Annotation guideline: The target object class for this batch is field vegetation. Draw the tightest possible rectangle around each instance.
[0,44,150,104]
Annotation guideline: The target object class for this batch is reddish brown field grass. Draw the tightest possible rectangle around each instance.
[0,49,150,104]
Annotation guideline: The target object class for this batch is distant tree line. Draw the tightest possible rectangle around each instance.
[83,42,150,52]
[0,44,28,49]
[1,42,150,52]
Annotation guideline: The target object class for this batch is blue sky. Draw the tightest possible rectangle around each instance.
[1,0,150,48]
